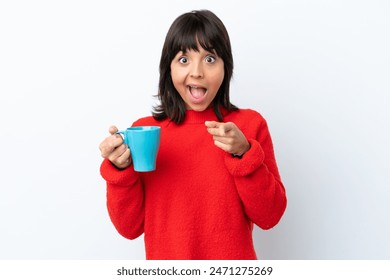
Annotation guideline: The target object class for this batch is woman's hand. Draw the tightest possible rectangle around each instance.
[205,121,250,156]
[99,125,132,169]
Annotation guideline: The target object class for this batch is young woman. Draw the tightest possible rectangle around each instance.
[99,9,287,260]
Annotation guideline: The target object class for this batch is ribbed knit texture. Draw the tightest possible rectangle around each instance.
[100,108,287,259]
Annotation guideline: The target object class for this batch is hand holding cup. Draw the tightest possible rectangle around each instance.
[99,125,132,169]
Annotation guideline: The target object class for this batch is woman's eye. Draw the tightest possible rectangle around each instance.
[205,55,216,63]
[179,57,188,64]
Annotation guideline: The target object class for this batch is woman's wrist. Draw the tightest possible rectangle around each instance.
[231,142,251,158]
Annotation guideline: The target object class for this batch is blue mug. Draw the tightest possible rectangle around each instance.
[116,126,161,172]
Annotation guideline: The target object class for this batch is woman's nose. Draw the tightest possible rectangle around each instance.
[190,62,203,78]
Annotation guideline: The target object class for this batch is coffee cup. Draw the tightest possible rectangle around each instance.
[116,126,161,172]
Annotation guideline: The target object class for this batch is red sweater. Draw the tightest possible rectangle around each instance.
[100,108,287,259]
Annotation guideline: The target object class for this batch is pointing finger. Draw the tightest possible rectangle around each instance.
[205,121,220,128]
[206,121,220,136]
[205,121,236,136]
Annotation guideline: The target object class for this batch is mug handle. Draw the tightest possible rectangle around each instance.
[116,130,125,135]
[116,130,126,140]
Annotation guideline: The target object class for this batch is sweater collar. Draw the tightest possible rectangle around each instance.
[182,107,228,124]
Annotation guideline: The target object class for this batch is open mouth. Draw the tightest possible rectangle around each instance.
[188,85,207,100]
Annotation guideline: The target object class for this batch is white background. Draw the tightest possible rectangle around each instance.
[0,0,389,259]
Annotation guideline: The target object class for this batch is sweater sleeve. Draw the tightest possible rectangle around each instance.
[224,118,287,230]
[100,159,145,239]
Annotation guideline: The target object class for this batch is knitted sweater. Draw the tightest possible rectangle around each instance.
[100,107,287,260]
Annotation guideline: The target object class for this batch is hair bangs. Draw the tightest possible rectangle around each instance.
[173,16,217,55]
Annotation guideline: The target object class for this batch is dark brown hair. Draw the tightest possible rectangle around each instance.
[152,10,238,124]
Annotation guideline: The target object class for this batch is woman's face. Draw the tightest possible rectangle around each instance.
[170,45,224,111]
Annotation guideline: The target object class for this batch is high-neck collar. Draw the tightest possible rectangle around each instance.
[182,107,228,124]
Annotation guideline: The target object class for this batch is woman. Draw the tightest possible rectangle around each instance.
[99,9,287,260]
